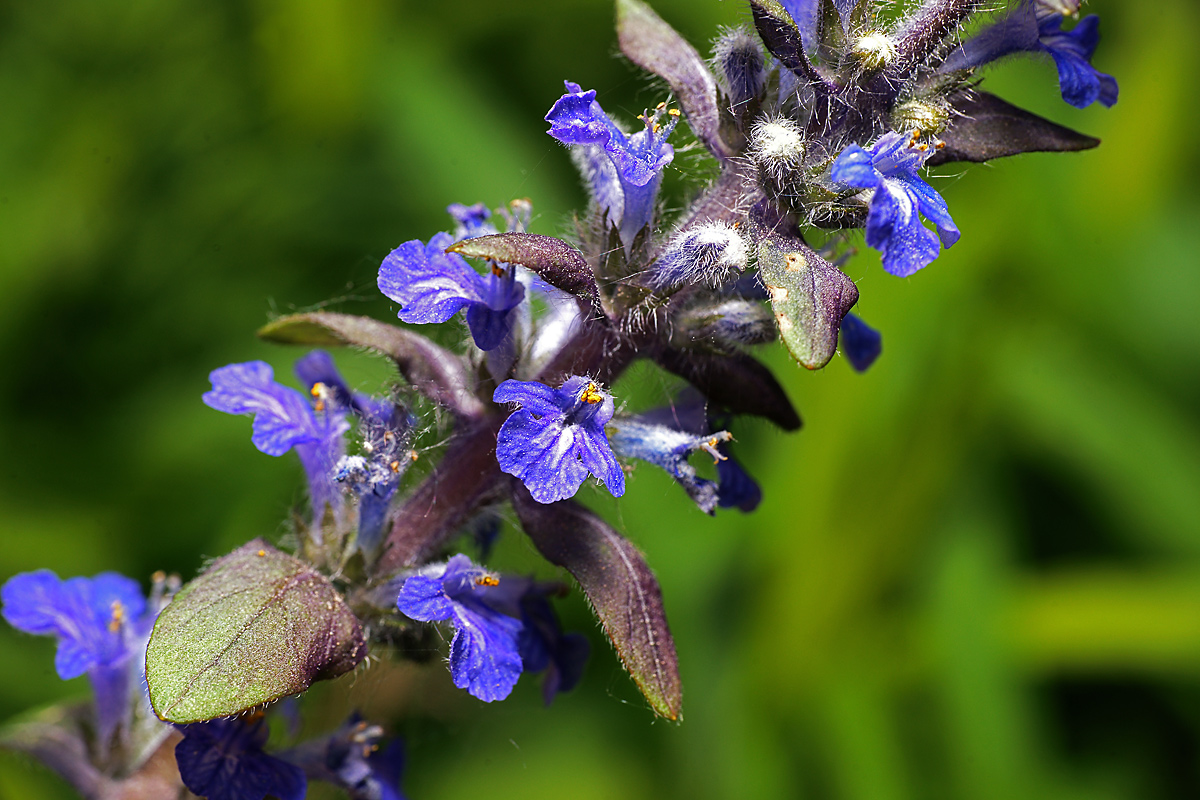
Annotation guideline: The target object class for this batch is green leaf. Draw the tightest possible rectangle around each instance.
[512,487,682,720]
[757,233,858,369]
[146,539,366,724]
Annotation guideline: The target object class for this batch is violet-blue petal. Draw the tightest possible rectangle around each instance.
[395,575,456,622]
[203,362,324,457]
[840,312,883,372]
[397,555,524,702]
[866,183,942,277]
[830,145,881,190]
[494,377,624,503]
[495,411,594,504]
[175,717,306,800]
[896,175,960,248]
[378,233,485,324]
[2,570,144,680]
[1041,15,1118,108]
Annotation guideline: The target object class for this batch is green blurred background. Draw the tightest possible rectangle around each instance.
[3,0,1199,797]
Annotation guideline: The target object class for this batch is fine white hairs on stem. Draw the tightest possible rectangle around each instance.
[749,116,806,185]
[650,222,749,291]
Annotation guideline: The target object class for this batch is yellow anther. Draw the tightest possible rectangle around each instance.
[579,382,604,404]
[108,600,125,633]
[656,101,666,110]
[257,549,266,557]
[917,143,928,151]
[491,263,505,277]
[310,382,328,412]
[389,460,401,473]
[475,575,500,587]
[935,140,946,150]
[409,450,420,462]
[667,108,681,117]
[652,122,662,134]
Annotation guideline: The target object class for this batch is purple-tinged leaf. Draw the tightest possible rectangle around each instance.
[656,347,802,431]
[926,91,1100,166]
[511,487,682,720]
[146,540,366,724]
[757,232,859,369]
[616,0,729,160]
[448,233,600,304]
[258,312,485,418]
[374,420,506,576]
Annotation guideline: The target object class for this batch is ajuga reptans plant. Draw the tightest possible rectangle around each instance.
[2,0,1116,797]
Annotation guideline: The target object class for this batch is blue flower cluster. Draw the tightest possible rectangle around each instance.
[2,0,1124,793]
[2,567,410,800]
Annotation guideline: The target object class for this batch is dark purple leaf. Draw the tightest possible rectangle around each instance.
[447,233,600,303]
[656,347,802,431]
[511,487,682,720]
[616,0,729,159]
[749,0,821,84]
[757,232,858,369]
[926,91,1101,166]
[146,540,367,724]
[258,312,484,418]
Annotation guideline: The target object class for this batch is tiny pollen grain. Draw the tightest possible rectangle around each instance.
[257,549,266,557]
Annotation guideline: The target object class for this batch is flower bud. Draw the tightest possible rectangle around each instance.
[891,98,952,137]
[650,222,748,290]
[749,116,806,185]
[712,26,767,109]
[851,31,897,70]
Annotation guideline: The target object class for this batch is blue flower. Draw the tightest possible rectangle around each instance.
[203,360,348,516]
[1036,12,1118,108]
[939,2,1117,109]
[831,131,960,277]
[545,81,678,248]
[175,715,307,800]
[396,554,524,702]
[295,350,413,554]
[493,376,625,504]
[839,312,883,372]
[284,715,407,800]
[2,570,154,742]
[378,232,525,351]
[608,418,732,514]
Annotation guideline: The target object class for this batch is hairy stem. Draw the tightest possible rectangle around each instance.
[889,0,984,81]
[373,419,505,576]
